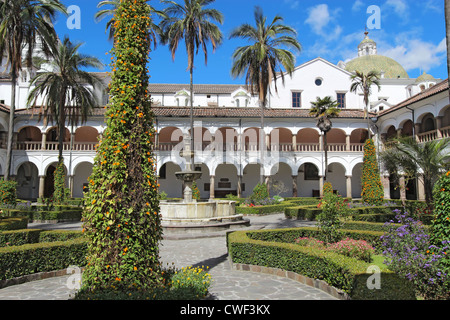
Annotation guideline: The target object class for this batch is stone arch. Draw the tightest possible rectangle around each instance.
[15,162,39,200]
[158,126,184,151]
[158,161,183,198]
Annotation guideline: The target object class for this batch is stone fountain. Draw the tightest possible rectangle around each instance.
[159,139,249,235]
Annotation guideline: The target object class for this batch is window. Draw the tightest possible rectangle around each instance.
[337,92,346,109]
[315,78,323,86]
[292,91,301,108]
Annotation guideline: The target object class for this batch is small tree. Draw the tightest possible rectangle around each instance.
[317,190,350,244]
[361,138,384,205]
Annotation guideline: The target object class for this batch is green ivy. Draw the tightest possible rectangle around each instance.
[0,180,17,206]
[431,171,450,246]
[52,159,69,205]
[80,0,163,293]
[361,139,384,205]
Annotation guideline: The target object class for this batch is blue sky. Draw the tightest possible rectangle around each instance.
[54,0,448,84]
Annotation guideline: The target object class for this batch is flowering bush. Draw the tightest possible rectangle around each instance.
[0,180,17,206]
[294,237,374,262]
[380,209,450,299]
[326,238,374,262]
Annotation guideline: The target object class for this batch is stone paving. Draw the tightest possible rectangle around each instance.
[0,214,337,300]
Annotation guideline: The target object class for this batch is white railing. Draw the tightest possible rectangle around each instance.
[296,143,320,152]
[16,141,97,151]
[417,130,438,143]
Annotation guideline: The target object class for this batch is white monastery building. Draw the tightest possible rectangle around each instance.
[0,33,449,201]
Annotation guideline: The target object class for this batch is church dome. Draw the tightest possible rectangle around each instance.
[344,32,409,79]
[415,71,435,83]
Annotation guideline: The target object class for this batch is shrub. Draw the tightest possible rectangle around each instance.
[248,183,270,205]
[0,180,17,206]
[361,139,384,205]
[380,210,450,299]
[326,238,374,262]
[0,238,88,281]
[316,192,351,243]
[431,171,450,246]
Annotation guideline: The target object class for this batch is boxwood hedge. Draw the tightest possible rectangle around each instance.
[227,229,416,300]
[0,238,88,281]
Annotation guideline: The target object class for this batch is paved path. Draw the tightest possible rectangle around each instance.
[0,214,337,300]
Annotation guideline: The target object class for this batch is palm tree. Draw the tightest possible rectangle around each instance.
[27,36,104,162]
[229,6,301,182]
[350,70,381,133]
[159,0,224,168]
[309,96,340,181]
[0,0,66,180]
[95,0,165,47]
[380,137,450,207]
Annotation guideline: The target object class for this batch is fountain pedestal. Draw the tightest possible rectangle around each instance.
[160,147,249,235]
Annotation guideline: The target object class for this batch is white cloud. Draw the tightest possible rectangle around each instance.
[352,0,364,12]
[385,0,409,15]
[304,4,342,41]
[305,4,331,35]
[284,0,300,10]
[380,38,446,73]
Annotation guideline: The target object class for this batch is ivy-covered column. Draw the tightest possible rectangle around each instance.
[361,139,384,205]
[80,0,163,293]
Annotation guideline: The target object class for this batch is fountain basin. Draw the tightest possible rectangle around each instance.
[160,199,250,234]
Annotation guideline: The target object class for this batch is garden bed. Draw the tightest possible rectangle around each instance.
[227,227,416,300]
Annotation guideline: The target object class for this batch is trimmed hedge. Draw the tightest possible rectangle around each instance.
[0,229,85,247]
[2,208,82,222]
[0,238,88,281]
[0,217,28,231]
[227,229,416,300]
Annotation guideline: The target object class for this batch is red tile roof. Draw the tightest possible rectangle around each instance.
[379,78,449,116]
[16,106,371,119]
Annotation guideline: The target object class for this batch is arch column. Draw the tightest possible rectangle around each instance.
[346,176,352,198]
[41,132,47,150]
[39,175,46,199]
[346,134,350,151]
[209,175,215,199]
[237,175,242,198]
[436,116,443,139]
[68,175,74,198]
[319,175,324,198]
[382,175,391,199]
[292,134,297,152]
[292,175,298,197]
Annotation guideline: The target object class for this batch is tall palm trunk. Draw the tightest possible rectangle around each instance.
[4,72,17,181]
[259,74,265,184]
[189,47,194,169]
[58,91,67,162]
